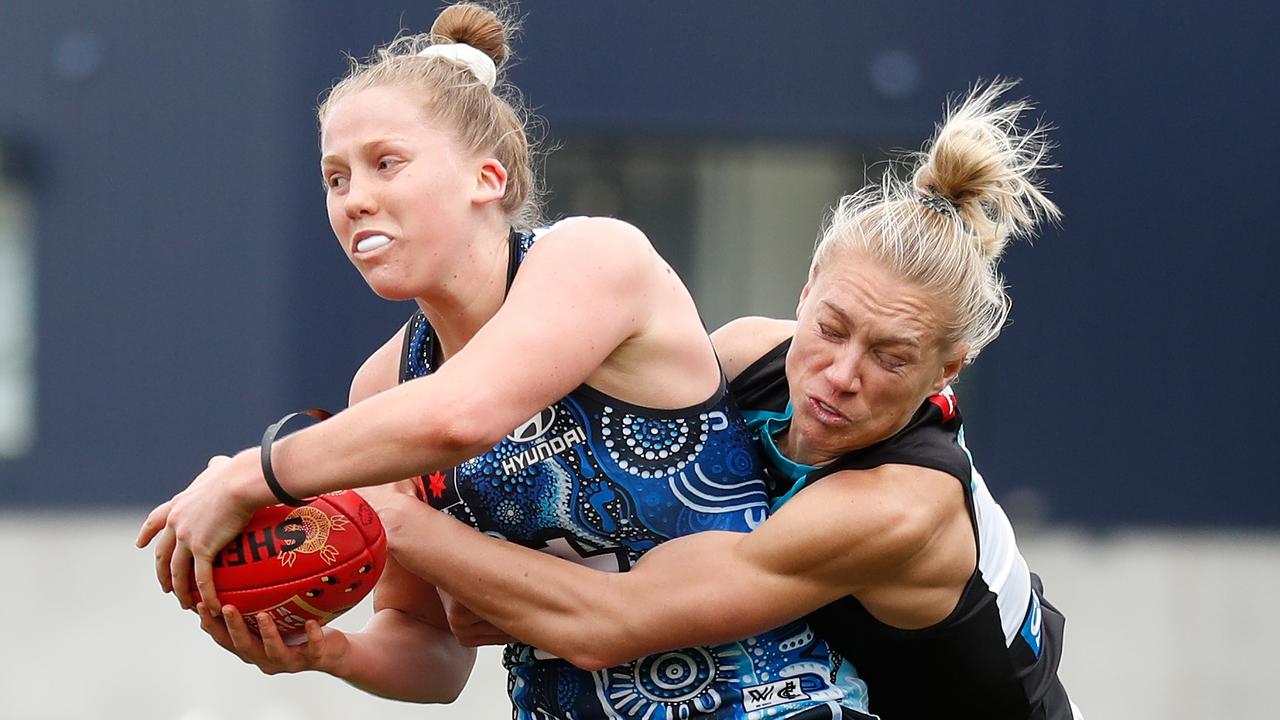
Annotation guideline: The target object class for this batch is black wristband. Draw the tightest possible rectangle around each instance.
[260,409,333,507]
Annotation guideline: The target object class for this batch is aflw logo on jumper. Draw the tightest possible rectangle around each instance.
[742,678,810,711]
[502,405,586,475]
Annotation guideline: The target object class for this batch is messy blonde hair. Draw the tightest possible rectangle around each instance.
[811,80,1061,363]
[318,2,543,230]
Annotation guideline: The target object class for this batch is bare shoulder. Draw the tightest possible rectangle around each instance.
[526,217,654,270]
[350,321,411,406]
[712,317,796,381]
[512,217,664,312]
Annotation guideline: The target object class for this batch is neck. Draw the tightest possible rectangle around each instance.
[777,424,827,467]
[415,223,512,360]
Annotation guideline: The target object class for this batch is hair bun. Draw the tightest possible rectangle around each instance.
[430,3,510,67]
[913,79,1061,261]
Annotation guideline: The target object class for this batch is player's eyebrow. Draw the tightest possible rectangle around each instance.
[819,300,921,348]
[320,136,412,166]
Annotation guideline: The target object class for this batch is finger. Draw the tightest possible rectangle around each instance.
[154,528,177,594]
[136,501,172,548]
[193,555,220,616]
[170,541,195,610]
[257,612,291,665]
[197,602,239,655]
[223,606,266,661]
[301,620,325,662]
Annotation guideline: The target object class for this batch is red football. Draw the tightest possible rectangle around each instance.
[193,490,387,640]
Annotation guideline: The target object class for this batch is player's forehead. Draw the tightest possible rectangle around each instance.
[320,85,437,157]
[810,260,942,345]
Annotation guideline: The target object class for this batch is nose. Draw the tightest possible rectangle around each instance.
[343,176,378,219]
[822,346,862,394]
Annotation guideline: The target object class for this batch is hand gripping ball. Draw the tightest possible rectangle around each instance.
[194,490,387,641]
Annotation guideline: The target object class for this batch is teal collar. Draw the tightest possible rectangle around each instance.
[756,403,819,510]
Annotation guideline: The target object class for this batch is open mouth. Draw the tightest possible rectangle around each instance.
[807,396,847,424]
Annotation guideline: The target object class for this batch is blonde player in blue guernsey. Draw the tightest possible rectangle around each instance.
[362,82,1081,720]
[137,3,869,719]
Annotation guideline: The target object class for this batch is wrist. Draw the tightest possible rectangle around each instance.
[228,448,275,509]
[261,409,332,506]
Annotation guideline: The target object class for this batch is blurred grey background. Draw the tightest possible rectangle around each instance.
[0,1,1276,718]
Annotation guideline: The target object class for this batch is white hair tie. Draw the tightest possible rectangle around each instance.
[417,43,497,90]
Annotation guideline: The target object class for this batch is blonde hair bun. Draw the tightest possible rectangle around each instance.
[810,80,1061,363]
[913,79,1061,261]
[430,3,511,67]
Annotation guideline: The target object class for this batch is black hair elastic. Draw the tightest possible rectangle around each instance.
[918,192,959,216]
[260,408,333,507]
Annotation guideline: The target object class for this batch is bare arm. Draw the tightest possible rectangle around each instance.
[383,463,965,671]
[140,218,678,611]
[333,554,476,702]
[268,218,665,500]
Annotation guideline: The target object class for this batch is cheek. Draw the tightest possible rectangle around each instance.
[326,197,345,232]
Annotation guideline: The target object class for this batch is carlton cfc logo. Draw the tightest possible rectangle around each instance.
[507,407,557,443]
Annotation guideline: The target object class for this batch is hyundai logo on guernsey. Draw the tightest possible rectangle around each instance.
[502,405,587,475]
[507,407,558,443]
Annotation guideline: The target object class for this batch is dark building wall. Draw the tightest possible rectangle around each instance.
[0,1,1275,526]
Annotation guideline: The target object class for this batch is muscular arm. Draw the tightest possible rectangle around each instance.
[142,219,702,612]
[388,463,966,671]
[262,218,665,502]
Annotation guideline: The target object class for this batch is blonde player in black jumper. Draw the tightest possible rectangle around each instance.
[368,81,1082,720]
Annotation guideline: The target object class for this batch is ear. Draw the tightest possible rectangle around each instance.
[931,345,968,394]
[472,157,508,205]
[796,282,812,319]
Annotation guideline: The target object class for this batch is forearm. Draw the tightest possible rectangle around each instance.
[389,507,790,670]
[335,607,475,703]
[390,508,642,670]
[238,378,492,507]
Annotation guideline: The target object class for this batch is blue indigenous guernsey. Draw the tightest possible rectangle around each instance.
[399,229,863,720]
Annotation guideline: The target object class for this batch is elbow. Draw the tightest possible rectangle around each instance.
[415,407,501,466]
[535,591,651,672]
[563,653,615,674]
[411,647,474,704]
[558,636,637,672]
[420,681,466,705]
[556,616,653,672]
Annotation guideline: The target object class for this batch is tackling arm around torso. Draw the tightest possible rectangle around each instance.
[389,317,975,670]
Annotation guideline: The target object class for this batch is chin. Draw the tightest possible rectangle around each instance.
[356,267,424,302]
[362,278,419,303]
